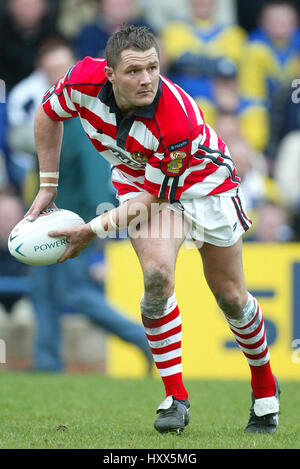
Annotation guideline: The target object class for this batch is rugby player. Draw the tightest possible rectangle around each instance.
[26,25,280,434]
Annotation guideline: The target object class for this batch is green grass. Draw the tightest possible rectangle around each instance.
[0,373,299,449]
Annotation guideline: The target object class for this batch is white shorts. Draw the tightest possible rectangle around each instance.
[118,189,252,248]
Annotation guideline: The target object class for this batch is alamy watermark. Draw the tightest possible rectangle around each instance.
[291,339,300,364]
[95,201,205,249]
[0,80,6,103]
[291,79,300,104]
[0,339,6,364]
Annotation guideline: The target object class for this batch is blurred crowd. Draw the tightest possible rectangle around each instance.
[0,0,300,245]
[0,0,300,365]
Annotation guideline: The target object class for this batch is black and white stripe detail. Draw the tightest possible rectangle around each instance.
[42,85,55,104]
[159,175,170,199]
[159,176,180,203]
[197,144,240,184]
[231,194,252,232]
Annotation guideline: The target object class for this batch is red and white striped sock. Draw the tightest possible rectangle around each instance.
[226,293,276,399]
[141,294,188,400]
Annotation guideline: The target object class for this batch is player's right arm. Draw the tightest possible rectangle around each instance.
[24,104,64,221]
[25,57,105,221]
[25,60,83,221]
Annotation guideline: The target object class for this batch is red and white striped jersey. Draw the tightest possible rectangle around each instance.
[42,56,240,202]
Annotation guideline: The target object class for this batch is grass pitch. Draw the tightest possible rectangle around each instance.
[0,373,299,450]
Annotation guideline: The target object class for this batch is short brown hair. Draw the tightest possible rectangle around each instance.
[105,24,160,69]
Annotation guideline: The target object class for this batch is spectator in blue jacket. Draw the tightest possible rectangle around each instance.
[74,0,152,59]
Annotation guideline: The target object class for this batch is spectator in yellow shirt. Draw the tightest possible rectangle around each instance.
[161,0,247,77]
[240,1,300,101]
[196,61,270,152]
[160,0,250,147]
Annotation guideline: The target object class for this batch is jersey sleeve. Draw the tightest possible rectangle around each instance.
[42,64,79,121]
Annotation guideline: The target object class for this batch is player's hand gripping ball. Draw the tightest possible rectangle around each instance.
[8,208,84,265]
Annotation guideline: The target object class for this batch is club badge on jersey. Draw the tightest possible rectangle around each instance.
[161,140,190,176]
[165,154,187,175]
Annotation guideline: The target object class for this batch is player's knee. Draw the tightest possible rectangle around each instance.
[141,265,173,318]
[216,290,245,318]
[144,264,173,294]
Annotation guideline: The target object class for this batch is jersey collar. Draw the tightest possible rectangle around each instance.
[98,77,162,118]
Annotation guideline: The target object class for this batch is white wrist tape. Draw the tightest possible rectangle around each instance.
[40,172,59,178]
[90,216,106,235]
[90,212,119,235]
[40,171,59,187]
[40,182,59,187]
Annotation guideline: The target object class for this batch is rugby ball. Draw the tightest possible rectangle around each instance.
[8,208,85,265]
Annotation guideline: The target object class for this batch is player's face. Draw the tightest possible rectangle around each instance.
[105,47,160,113]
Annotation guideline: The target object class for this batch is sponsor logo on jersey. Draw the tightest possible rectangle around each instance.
[107,146,146,168]
[169,151,187,161]
[168,139,189,152]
